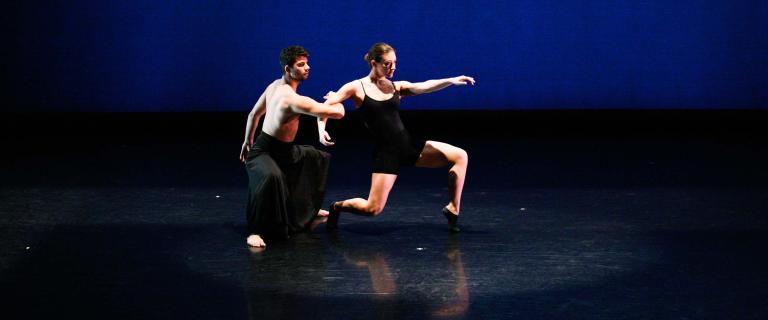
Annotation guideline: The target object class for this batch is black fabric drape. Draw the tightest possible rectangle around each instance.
[245,133,330,239]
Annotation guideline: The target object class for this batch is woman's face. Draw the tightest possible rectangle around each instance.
[375,51,397,78]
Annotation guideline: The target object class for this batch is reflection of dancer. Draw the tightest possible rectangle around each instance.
[431,240,469,318]
[320,42,474,232]
[239,46,344,248]
[339,238,469,318]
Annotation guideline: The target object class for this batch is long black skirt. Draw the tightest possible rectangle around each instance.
[245,133,330,239]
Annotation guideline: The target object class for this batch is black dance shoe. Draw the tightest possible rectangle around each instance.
[326,201,341,231]
[442,207,461,233]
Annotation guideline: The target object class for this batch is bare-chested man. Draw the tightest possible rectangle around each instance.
[239,46,344,248]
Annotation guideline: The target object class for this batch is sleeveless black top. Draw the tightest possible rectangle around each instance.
[359,80,425,174]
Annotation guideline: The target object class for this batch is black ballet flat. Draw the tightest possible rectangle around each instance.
[326,201,341,231]
[442,207,461,233]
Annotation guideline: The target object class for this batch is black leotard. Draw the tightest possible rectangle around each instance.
[359,80,426,174]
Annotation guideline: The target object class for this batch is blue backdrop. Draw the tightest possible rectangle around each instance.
[5,0,767,111]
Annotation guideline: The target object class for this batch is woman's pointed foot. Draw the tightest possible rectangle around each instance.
[442,207,460,233]
[327,201,341,231]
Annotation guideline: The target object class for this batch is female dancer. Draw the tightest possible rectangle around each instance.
[319,42,474,232]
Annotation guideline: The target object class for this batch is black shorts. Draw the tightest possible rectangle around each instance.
[371,131,426,175]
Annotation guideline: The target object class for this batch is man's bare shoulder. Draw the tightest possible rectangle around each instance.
[277,81,299,94]
[265,79,284,91]
[264,79,294,99]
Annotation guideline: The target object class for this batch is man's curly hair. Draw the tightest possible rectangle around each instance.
[280,45,310,73]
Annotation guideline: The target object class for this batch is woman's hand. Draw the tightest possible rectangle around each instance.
[451,75,475,86]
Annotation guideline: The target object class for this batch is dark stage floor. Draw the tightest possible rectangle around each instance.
[1,110,767,319]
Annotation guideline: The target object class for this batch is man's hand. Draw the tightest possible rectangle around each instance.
[319,129,335,146]
[323,90,337,101]
[239,142,250,163]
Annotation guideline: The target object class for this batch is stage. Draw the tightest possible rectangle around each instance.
[1,110,767,319]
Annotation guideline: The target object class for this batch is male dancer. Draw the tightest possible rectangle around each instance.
[239,46,345,248]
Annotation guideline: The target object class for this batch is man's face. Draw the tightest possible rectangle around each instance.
[287,56,310,80]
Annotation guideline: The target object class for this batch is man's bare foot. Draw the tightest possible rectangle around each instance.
[247,234,266,248]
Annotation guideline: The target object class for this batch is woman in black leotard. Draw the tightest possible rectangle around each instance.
[318,42,475,232]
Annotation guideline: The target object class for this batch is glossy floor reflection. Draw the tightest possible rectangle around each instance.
[2,112,767,319]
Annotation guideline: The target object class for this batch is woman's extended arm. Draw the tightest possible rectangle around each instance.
[397,75,475,96]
